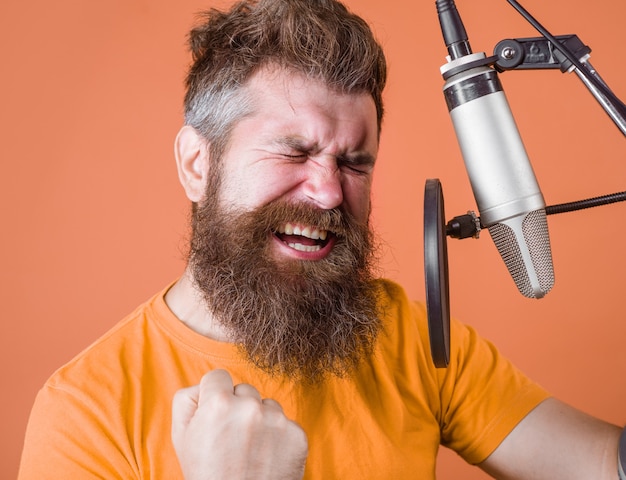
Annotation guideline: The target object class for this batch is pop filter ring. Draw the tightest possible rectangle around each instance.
[424,179,451,368]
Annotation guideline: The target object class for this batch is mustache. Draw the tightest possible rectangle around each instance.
[247,201,358,240]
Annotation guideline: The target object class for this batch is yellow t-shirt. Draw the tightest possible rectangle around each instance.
[19,279,549,479]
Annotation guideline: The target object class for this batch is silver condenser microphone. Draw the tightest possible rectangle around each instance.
[436,0,554,298]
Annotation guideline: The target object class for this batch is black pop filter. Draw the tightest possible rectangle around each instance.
[424,179,451,368]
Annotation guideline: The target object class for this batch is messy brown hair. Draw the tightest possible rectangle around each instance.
[184,0,387,162]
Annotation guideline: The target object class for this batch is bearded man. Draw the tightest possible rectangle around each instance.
[19,0,623,479]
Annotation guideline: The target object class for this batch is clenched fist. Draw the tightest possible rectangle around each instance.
[172,370,308,480]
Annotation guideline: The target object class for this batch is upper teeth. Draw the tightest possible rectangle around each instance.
[279,223,328,241]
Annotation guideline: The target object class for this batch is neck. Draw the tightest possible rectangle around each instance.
[165,268,232,342]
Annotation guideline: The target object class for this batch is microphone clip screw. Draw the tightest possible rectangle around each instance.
[446,210,481,239]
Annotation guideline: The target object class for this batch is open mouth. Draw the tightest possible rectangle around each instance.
[274,222,332,253]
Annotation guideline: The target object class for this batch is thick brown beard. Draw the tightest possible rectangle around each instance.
[188,193,383,384]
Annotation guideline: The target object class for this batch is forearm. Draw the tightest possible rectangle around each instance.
[479,397,622,479]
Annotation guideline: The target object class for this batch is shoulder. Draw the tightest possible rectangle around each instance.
[371,278,435,375]
[371,278,537,386]
[373,278,427,325]
[44,286,171,393]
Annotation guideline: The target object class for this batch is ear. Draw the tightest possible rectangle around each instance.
[174,125,210,203]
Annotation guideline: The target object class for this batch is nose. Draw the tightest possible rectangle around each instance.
[302,156,344,210]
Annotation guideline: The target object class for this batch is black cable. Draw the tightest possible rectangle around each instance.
[546,191,626,215]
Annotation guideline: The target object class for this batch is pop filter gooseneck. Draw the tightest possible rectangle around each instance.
[424,179,451,368]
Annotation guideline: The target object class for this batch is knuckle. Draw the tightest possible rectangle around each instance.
[172,389,185,405]
[287,420,309,451]
[201,390,234,417]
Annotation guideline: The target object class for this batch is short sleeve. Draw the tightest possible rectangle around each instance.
[437,319,550,464]
[18,383,139,479]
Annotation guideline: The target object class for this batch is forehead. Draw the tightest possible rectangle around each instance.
[237,67,379,153]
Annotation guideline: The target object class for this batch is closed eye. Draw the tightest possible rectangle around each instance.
[273,137,312,161]
[338,155,375,175]
[280,152,309,164]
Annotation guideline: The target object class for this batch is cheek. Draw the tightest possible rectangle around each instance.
[220,166,302,210]
[342,178,372,221]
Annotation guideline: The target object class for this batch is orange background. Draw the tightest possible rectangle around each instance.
[2,0,625,478]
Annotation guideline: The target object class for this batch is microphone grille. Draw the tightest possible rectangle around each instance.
[488,209,554,299]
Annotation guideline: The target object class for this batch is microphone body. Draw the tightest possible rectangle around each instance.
[441,52,555,298]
